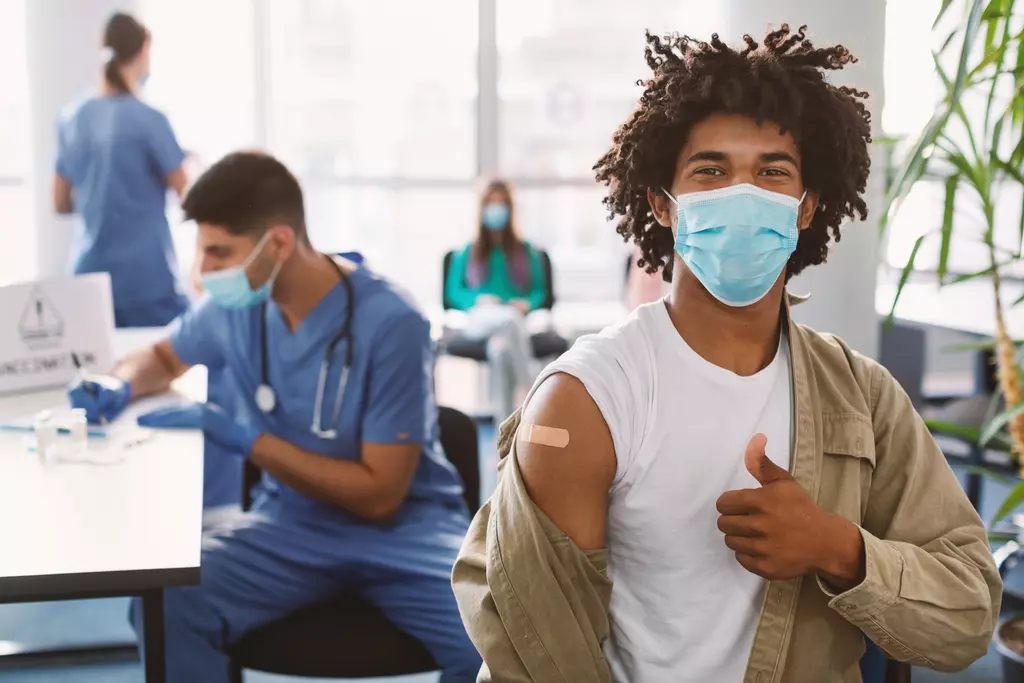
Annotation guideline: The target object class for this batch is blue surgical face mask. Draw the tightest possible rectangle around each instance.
[664,183,806,307]
[482,203,510,232]
[200,232,283,309]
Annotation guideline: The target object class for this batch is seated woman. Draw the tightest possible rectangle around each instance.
[445,179,549,425]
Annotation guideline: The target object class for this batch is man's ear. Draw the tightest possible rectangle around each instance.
[267,224,297,260]
[648,188,674,228]
[798,191,820,231]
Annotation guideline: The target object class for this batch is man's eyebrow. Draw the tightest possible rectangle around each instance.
[761,151,800,166]
[685,150,728,164]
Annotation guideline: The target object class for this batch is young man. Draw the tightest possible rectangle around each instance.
[452,26,1001,682]
[68,152,482,682]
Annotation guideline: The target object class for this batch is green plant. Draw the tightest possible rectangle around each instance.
[884,0,1024,514]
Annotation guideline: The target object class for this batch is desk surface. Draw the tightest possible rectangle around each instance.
[0,328,205,602]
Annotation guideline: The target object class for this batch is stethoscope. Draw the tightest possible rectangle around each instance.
[254,255,354,439]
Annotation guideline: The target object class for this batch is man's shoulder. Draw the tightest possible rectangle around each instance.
[562,300,661,363]
[352,269,429,335]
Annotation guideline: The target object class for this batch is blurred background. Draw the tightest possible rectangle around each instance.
[3,0,1022,681]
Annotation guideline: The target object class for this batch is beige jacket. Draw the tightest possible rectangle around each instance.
[452,304,1002,683]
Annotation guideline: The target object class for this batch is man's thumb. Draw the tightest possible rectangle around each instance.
[745,434,790,485]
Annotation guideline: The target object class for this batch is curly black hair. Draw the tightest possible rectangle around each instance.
[594,25,872,282]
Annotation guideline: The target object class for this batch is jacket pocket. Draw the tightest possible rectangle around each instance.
[820,413,875,523]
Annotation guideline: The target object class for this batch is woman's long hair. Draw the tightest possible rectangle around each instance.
[468,179,531,292]
[102,12,149,94]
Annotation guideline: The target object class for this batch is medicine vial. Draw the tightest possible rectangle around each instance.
[70,408,89,458]
[34,410,57,464]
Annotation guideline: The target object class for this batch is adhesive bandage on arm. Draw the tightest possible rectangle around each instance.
[518,423,570,449]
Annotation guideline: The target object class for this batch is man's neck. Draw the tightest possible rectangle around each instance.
[666,264,785,377]
[272,249,343,332]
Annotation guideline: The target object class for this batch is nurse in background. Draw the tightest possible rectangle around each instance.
[54,12,189,328]
[445,179,548,425]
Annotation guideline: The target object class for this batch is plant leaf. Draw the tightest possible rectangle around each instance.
[950,265,998,284]
[889,234,929,319]
[935,0,957,28]
[882,111,950,232]
[939,175,959,281]
[966,464,1015,485]
[981,401,1024,447]
[993,479,1024,524]
[927,418,981,441]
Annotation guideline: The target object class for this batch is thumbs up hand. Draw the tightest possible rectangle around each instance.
[716,434,865,586]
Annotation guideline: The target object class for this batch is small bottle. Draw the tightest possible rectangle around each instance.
[69,408,88,459]
[34,410,57,464]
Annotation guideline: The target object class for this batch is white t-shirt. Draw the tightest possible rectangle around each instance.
[527,298,792,683]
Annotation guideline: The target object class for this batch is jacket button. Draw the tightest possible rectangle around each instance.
[854,436,863,450]
[880,637,891,646]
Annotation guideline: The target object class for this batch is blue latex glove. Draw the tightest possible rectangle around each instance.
[137,402,261,455]
[68,375,132,425]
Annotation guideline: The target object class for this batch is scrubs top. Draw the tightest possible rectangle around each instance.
[168,266,465,521]
[56,95,188,326]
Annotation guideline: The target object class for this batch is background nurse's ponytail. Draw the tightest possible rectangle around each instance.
[102,12,148,94]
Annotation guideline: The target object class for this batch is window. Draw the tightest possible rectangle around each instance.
[880,0,1024,279]
[0,0,30,287]
[139,0,259,284]
[496,0,728,292]
[263,0,479,304]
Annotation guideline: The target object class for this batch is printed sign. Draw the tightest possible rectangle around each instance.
[0,274,115,394]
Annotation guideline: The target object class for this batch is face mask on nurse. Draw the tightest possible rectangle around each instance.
[200,231,283,309]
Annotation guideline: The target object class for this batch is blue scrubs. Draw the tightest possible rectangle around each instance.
[55,95,188,328]
[130,266,480,682]
[201,366,244,512]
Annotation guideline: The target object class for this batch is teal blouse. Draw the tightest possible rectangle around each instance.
[445,243,547,312]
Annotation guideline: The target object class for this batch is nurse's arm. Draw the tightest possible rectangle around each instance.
[53,174,74,215]
[166,166,188,199]
[249,435,420,522]
[113,340,191,400]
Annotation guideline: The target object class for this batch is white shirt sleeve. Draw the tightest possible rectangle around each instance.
[523,313,655,487]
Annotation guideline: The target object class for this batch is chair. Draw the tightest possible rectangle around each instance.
[225,406,479,682]
[861,637,912,683]
[878,320,926,410]
[439,248,569,361]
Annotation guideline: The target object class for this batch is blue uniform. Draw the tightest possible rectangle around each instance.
[201,366,244,512]
[130,266,480,682]
[56,95,188,328]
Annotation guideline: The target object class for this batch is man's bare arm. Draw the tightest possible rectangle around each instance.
[113,340,190,399]
[250,437,420,521]
[53,174,74,214]
[517,373,617,549]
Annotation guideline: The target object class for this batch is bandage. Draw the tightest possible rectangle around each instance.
[518,423,570,449]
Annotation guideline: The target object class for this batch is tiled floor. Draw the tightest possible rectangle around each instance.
[0,422,1016,682]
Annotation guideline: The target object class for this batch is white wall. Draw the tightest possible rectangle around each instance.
[722,1,885,359]
[25,0,139,279]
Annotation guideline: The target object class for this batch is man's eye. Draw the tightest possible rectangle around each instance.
[694,167,725,176]
[761,168,790,177]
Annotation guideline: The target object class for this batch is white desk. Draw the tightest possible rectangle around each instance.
[0,328,204,683]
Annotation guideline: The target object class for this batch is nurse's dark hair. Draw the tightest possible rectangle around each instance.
[594,25,871,282]
[102,12,148,95]
[182,151,310,244]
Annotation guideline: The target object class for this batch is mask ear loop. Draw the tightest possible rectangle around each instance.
[796,190,809,229]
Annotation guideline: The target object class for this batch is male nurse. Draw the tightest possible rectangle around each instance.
[68,151,482,682]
